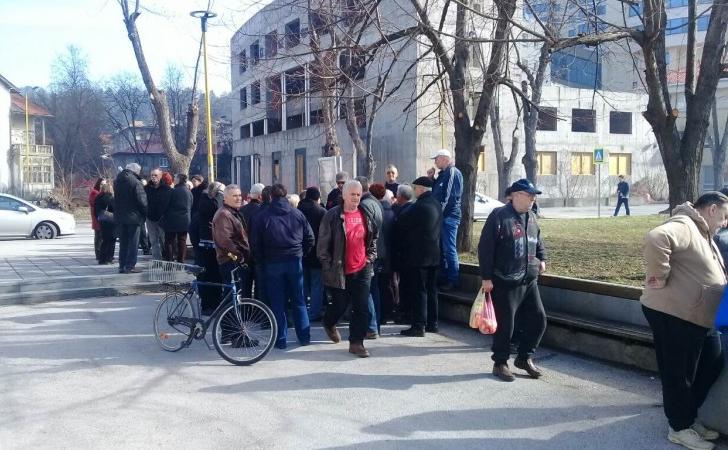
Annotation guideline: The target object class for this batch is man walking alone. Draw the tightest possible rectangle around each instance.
[478,179,547,382]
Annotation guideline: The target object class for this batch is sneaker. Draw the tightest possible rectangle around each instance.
[492,363,516,382]
[691,422,720,441]
[668,427,715,450]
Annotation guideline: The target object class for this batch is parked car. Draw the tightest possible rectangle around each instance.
[473,193,504,221]
[0,193,76,239]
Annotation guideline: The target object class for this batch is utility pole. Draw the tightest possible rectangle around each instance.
[191,10,217,183]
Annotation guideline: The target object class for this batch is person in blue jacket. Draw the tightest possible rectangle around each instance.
[431,149,463,290]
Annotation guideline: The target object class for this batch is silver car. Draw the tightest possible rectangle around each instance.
[0,193,76,239]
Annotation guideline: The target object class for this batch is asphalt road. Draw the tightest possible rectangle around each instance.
[0,294,698,450]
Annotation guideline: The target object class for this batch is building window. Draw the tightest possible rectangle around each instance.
[666,17,689,35]
[285,19,301,48]
[698,15,710,31]
[250,40,260,65]
[628,2,641,16]
[341,98,367,128]
[339,50,365,80]
[609,153,632,176]
[265,31,278,58]
[285,67,305,95]
[238,50,247,74]
[477,150,486,172]
[537,107,557,131]
[251,82,261,104]
[272,151,282,184]
[295,148,306,193]
[571,152,594,175]
[240,124,251,139]
[287,113,304,130]
[536,151,557,175]
[252,119,265,137]
[596,4,606,15]
[309,11,330,37]
[667,0,688,8]
[609,111,632,134]
[160,156,170,168]
[239,87,247,110]
[571,108,596,132]
[310,109,324,124]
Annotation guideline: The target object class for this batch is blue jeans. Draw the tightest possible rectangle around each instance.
[118,224,140,272]
[614,197,630,216]
[265,258,310,348]
[440,216,460,286]
[369,271,381,333]
[304,266,323,321]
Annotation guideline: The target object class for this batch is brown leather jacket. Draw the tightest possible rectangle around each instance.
[212,205,250,265]
[317,204,378,289]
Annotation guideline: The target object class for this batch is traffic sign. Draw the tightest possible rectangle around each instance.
[594,148,605,163]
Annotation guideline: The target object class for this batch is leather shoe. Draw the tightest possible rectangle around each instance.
[349,342,370,358]
[324,325,341,343]
[493,363,516,382]
[366,331,378,340]
[400,327,425,337]
[514,358,543,378]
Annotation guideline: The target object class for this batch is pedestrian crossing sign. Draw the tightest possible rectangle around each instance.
[594,148,605,163]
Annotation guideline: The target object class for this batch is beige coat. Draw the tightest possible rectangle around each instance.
[641,203,727,328]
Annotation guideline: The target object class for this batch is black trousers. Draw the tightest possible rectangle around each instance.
[98,223,116,264]
[94,229,102,262]
[642,306,724,431]
[402,266,438,330]
[324,267,372,343]
[491,279,547,364]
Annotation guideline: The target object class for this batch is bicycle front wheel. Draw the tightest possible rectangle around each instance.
[212,298,277,365]
[153,291,195,352]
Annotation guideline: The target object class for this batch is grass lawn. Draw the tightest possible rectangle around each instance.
[461,215,667,287]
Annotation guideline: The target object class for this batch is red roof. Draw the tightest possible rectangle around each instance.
[10,93,52,117]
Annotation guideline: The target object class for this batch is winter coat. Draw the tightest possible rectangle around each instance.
[212,204,249,265]
[317,204,378,289]
[326,188,342,210]
[145,183,172,222]
[251,197,314,263]
[89,189,100,231]
[642,202,727,328]
[478,202,545,286]
[432,164,463,220]
[395,191,442,269]
[94,193,115,223]
[113,169,147,225]
[191,181,208,216]
[197,193,223,242]
[376,199,395,273]
[298,198,327,268]
[161,184,193,233]
[240,200,262,235]
[384,182,399,197]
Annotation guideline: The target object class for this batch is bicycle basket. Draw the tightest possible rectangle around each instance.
[147,260,201,284]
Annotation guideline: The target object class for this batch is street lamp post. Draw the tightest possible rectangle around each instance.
[191,10,217,183]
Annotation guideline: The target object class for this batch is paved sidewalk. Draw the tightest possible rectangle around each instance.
[0,222,151,282]
[1,294,714,449]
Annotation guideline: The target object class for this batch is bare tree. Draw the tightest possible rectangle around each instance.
[103,72,156,155]
[711,102,728,189]
[118,0,199,175]
[489,100,521,200]
[555,150,590,206]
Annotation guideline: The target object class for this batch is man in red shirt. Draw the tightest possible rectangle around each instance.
[317,180,379,357]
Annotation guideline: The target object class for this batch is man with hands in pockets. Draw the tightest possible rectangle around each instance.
[478,179,547,382]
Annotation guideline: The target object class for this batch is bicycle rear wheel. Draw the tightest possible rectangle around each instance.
[153,291,195,352]
[212,298,277,365]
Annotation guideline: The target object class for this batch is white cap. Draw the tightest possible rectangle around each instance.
[431,149,451,159]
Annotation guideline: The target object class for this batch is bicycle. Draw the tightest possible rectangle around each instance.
[149,260,277,366]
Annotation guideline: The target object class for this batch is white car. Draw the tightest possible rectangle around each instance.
[0,193,76,239]
[473,193,504,221]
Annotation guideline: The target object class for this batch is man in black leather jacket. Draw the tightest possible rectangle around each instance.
[478,179,547,382]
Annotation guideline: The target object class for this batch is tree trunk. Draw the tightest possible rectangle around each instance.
[455,126,477,252]
[522,113,538,182]
[712,101,728,190]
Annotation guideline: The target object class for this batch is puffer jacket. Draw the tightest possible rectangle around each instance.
[641,202,727,328]
[317,204,378,289]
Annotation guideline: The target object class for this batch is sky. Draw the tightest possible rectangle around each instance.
[0,0,263,94]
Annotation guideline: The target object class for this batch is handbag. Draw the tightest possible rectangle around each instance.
[469,290,486,329]
[478,293,498,335]
[97,210,114,224]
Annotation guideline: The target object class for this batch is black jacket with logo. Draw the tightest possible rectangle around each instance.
[478,202,545,285]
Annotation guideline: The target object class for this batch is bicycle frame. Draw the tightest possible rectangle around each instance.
[168,265,247,348]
